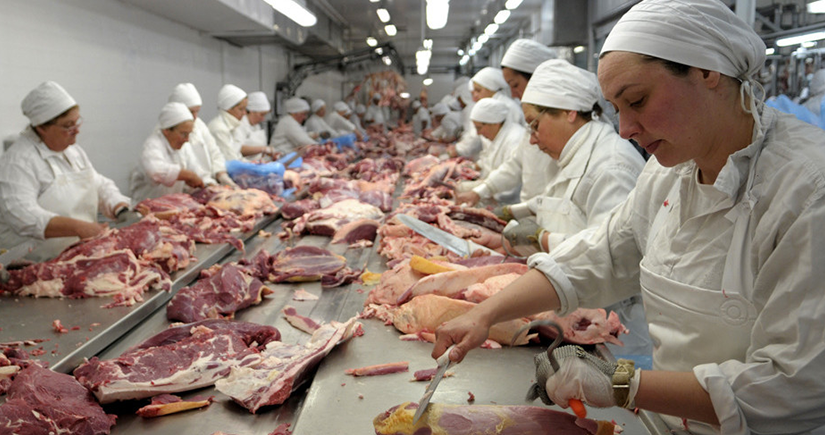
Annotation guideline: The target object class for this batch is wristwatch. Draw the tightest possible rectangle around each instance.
[612,358,636,408]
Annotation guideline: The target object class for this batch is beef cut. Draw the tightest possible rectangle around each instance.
[284,198,384,238]
[261,246,359,288]
[135,193,203,218]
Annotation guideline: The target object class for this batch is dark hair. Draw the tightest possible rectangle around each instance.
[538,102,603,120]
[639,55,691,77]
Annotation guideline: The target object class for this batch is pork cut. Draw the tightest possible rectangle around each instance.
[373,402,615,435]
[206,187,278,217]
[331,218,380,245]
[280,199,320,220]
[0,364,117,435]
[74,320,280,403]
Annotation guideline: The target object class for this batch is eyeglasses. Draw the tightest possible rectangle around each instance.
[528,110,546,135]
[56,117,83,132]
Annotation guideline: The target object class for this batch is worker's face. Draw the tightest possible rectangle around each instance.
[227,98,248,121]
[472,121,502,141]
[292,111,309,124]
[36,107,82,152]
[599,51,710,167]
[523,103,573,161]
[188,105,201,120]
[316,106,326,117]
[472,83,495,102]
[164,120,194,150]
[247,111,268,126]
[502,67,530,100]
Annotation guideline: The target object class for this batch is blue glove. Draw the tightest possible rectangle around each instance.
[329,133,357,150]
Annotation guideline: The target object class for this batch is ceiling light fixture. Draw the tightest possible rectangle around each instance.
[369,0,379,2]
[477,34,489,44]
[459,54,470,65]
[573,45,585,53]
[776,31,825,47]
[457,49,465,56]
[505,0,523,10]
[384,24,397,36]
[766,47,776,55]
[494,10,511,24]
[426,0,450,30]
[423,39,434,50]
[382,56,392,65]
[264,0,317,27]
[375,47,384,54]
[808,0,825,13]
[366,36,378,47]
[484,23,499,35]
[472,40,483,50]
[376,8,391,23]
[400,92,410,98]
[423,77,434,86]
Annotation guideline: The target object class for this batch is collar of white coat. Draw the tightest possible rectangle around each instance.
[155,128,181,155]
[672,107,773,202]
[556,120,601,176]
[219,110,241,129]
[25,125,74,163]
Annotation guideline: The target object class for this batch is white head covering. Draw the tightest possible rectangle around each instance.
[284,97,310,114]
[470,98,509,124]
[811,69,825,96]
[159,102,194,129]
[247,91,270,112]
[311,99,326,113]
[501,39,557,74]
[22,81,77,126]
[456,84,473,105]
[447,96,462,111]
[411,100,422,110]
[521,59,601,112]
[452,76,471,94]
[217,84,246,111]
[471,67,508,93]
[355,104,366,114]
[430,103,450,116]
[168,83,202,108]
[372,92,382,101]
[333,101,350,113]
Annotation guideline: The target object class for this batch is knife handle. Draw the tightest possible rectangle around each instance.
[569,399,587,418]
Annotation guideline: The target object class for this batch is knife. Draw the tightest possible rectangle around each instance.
[0,241,35,266]
[396,214,502,258]
[413,345,455,424]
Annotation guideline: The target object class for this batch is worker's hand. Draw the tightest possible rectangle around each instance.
[116,209,143,224]
[76,221,108,240]
[541,349,639,409]
[179,169,204,188]
[502,217,545,256]
[455,191,480,206]
[432,311,491,364]
[493,205,513,221]
[320,131,332,140]
[216,172,238,188]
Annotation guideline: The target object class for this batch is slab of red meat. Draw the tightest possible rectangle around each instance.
[280,199,320,220]
[164,207,255,252]
[261,246,359,288]
[74,320,279,403]
[124,319,280,353]
[215,317,361,413]
[331,219,380,245]
[373,402,615,435]
[166,263,271,323]
[284,198,384,238]
[0,364,116,435]
[207,188,278,217]
[447,205,507,233]
[135,193,203,218]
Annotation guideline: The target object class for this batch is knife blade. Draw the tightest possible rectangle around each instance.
[396,214,501,258]
[413,345,455,424]
[0,241,35,266]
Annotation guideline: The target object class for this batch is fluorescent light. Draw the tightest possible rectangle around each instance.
[505,0,523,10]
[384,24,397,36]
[803,41,818,48]
[477,34,489,44]
[777,31,825,47]
[376,8,391,23]
[423,39,433,50]
[484,23,499,35]
[417,63,428,75]
[427,0,450,30]
[766,47,776,55]
[382,56,392,65]
[469,48,476,56]
[369,0,379,2]
[494,10,511,24]
[423,77,434,86]
[375,47,384,54]
[573,45,585,54]
[459,54,470,65]
[264,0,317,27]
[808,0,825,13]
[400,92,410,98]
[457,49,465,56]
[366,36,378,47]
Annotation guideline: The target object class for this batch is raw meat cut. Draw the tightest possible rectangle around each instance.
[280,199,320,220]
[135,394,214,417]
[135,193,203,218]
[365,258,425,305]
[331,218,380,245]
[263,246,359,288]
[74,320,279,403]
[447,205,507,233]
[0,364,116,435]
[292,288,318,301]
[463,273,523,303]
[397,263,529,304]
[284,198,384,238]
[531,309,626,347]
[215,317,361,413]
[125,319,279,352]
[373,402,615,435]
[164,207,254,251]
[282,306,323,334]
[392,294,531,346]
[206,187,278,217]
[344,361,409,377]
[166,263,272,323]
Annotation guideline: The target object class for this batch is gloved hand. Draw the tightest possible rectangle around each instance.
[502,217,545,257]
[217,172,239,188]
[533,346,640,409]
[116,209,143,224]
[494,203,532,221]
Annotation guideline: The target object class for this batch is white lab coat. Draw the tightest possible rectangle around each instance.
[412,107,431,135]
[803,92,824,117]
[130,129,195,203]
[207,110,243,161]
[233,115,268,148]
[327,112,357,136]
[349,113,366,134]
[454,102,482,159]
[476,120,524,179]
[305,113,338,138]
[187,117,225,185]
[530,108,825,434]
[0,126,129,248]
[269,115,317,155]
[431,112,463,142]
[473,132,560,203]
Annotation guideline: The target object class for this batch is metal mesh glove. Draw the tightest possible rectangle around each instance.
[502,217,545,256]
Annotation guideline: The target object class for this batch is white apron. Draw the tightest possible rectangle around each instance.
[640,153,761,434]
[533,177,588,235]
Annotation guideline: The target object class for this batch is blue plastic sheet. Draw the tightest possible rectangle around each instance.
[766,94,824,129]
[276,152,303,168]
[225,160,285,177]
[329,133,357,150]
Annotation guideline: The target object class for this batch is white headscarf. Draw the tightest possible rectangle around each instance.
[285,97,310,114]
[333,101,350,113]
[22,81,77,126]
[501,39,557,74]
[455,84,473,105]
[430,103,450,116]
[247,91,270,112]
[470,98,509,124]
[411,100,422,110]
[452,76,471,94]
[217,84,246,111]
[372,92,382,101]
[521,59,601,112]
[355,104,367,114]
[471,67,508,93]
[311,99,326,113]
[159,102,194,129]
[168,83,202,108]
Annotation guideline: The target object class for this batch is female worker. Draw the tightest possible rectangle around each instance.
[270,97,319,155]
[433,0,825,433]
[233,91,272,149]
[0,81,131,257]
[470,67,523,125]
[130,102,203,203]
[305,99,338,139]
[208,84,274,161]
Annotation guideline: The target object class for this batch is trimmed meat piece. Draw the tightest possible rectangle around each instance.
[344,361,409,377]
[136,394,214,418]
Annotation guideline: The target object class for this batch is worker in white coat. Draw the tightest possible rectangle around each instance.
[450,84,481,159]
[456,40,559,206]
[233,91,271,150]
[424,103,462,143]
[270,97,318,155]
[208,85,273,162]
[471,67,524,125]
[130,102,202,203]
[305,99,338,139]
[364,93,386,131]
[410,100,431,135]
[0,81,130,258]
[433,1,825,433]
[167,83,234,187]
[803,69,825,116]
[327,101,363,140]
[350,103,367,134]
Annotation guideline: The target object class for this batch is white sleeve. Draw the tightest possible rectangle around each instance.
[0,159,57,240]
[140,135,181,187]
[455,126,482,158]
[286,121,318,147]
[474,151,524,200]
[204,130,227,173]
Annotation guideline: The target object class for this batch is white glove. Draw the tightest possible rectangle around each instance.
[217,172,238,188]
[543,349,640,409]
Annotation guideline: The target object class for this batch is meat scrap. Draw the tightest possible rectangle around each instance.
[292,288,319,301]
[373,402,616,435]
[136,393,215,418]
[411,368,454,382]
[52,319,68,333]
[345,361,409,377]
[282,306,323,334]
[0,364,116,435]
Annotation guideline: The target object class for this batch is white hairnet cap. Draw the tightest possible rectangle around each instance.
[285,97,310,114]
[247,91,270,112]
[471,67,508,93]
[501,39,557,74]
[430,103,450,116]
[372,92,382,101]
[455,84,473,105]
[411,100,421,109]
[355,104,366,114]
[470,98,509,124]
[333,101,349,113]
[311,99,326,113]
[217,84,247,111]
[168,83,202,108]
[159,102,194,129]
[600,0,766,81]
[522,59,601,112]
[22,81,77,126]
[811,69,825,96]
[447,96,462,111]
[453,76,470,94]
